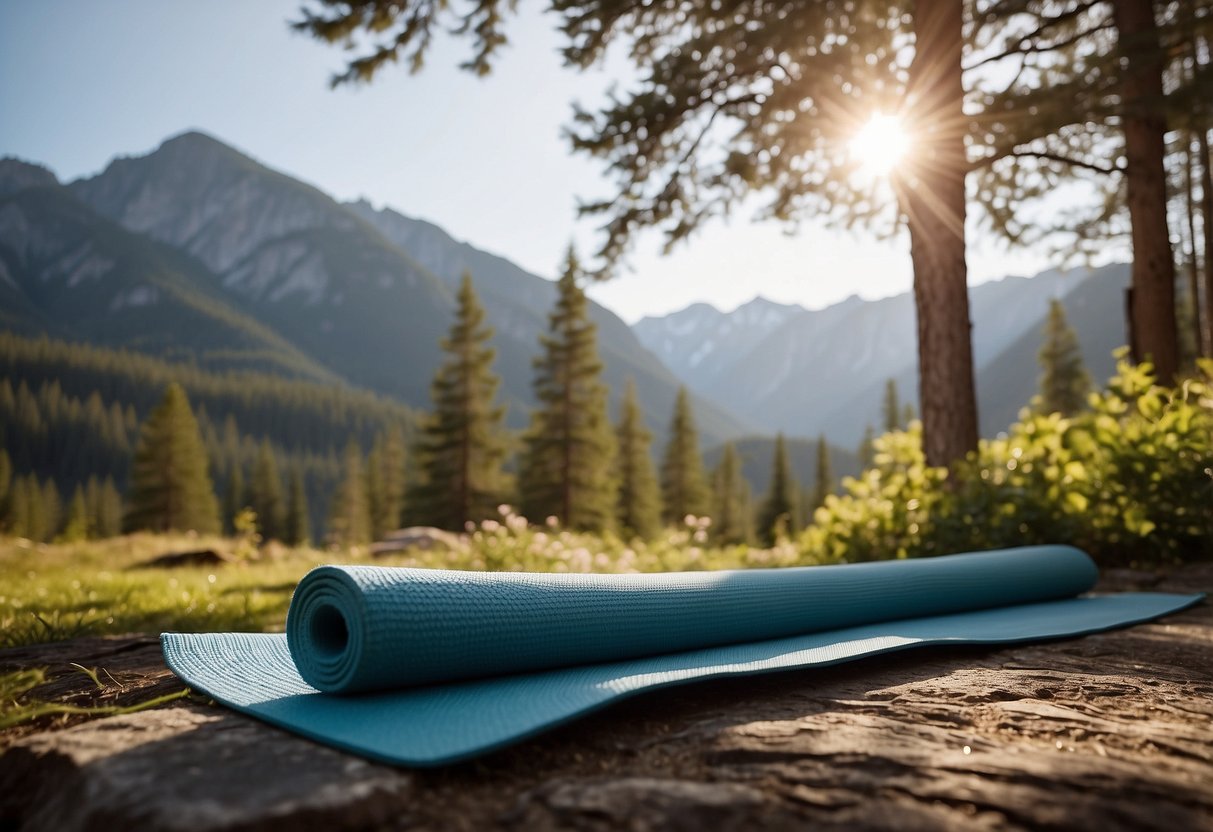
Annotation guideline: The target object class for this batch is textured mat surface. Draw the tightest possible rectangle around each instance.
[162,546,1203,766]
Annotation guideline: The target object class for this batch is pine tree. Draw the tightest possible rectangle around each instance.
[285,466,311,547]
[328,440,371,546]
[711,442,752,545]
[124,383,220,534]
[39,478,61,543]
[659,387,710,525]
[222,466,245,536]
[756,434,800,545]
[411,273,507,530]
[518,251,617,531]
[1038,299,1091,417]
[8,475,33,539]
[0,448,10,509]
[96,476,123,539]
[613,379,662,539]
[62,486,90,542]
[250,440,286,541]
[883,380,901,433]
[808,434,834,520]
[368,429,407,537]
[857,425,876,469]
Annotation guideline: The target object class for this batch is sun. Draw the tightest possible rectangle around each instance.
[849,113,911,179]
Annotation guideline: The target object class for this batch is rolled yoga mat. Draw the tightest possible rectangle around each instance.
[162,545,1202,766]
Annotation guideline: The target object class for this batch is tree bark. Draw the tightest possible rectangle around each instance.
[1112,0,1179,381]
[1185,131,1203,358]
[899,0,978,469]
[1201,126,1213,359]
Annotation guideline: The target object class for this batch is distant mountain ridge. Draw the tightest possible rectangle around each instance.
[634,264,1130,445]
[0,131,752,447]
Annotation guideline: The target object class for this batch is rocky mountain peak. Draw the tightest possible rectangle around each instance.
[0,158,60,199]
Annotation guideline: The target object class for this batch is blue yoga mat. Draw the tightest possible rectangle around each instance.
[162,546,1202,766]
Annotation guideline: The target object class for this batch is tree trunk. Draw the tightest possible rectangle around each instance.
[1185,131,1203,358]
[899,0,978,469]
[1112,0,1179,381]
[1201,126,1213,359]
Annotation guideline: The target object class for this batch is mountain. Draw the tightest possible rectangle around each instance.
[342,198,753,444]
[632,297,808,395]
[1,132,751,447]
[634,264,1131,445]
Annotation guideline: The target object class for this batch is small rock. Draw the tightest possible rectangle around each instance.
[370,527,464,557]
[138,549,232,569]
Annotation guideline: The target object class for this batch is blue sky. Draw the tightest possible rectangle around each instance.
[1,0,1066,322]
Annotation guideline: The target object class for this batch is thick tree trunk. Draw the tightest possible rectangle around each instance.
[899,0,978,468]
[1112,0,1179,381]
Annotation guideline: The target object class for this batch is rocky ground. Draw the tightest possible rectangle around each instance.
[1,566,1210,831]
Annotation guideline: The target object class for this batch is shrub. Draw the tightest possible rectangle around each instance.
[802,356,1213,567]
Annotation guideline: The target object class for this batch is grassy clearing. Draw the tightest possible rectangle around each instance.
[0,513,816,650]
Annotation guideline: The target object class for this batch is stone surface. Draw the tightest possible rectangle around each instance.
[2,566,1210,831]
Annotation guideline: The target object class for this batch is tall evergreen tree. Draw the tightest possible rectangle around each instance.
[857,424,876,470]
[328,440,371,546]
[411,273,508,530]
[250,440,286,541]
[124,384,220,534]
[62,486,89,542]
[519,250,617,531]
[808,434,834,519]
[882,379,901,433]
[0,448,10,511]
[8,476,34,539]
[659,387,710,525]
[1038,299,1091,417]
[711,442,752,546]
[285,466,311,547]
[368,428,407,537]
[613,379,662,540]
[95,476,123,538]
[222,466,245,536]
[756,433,800,545]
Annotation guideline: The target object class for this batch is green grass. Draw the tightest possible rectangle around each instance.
[0,533,333,648]
[0,667,191,730]
[0,516,817,650]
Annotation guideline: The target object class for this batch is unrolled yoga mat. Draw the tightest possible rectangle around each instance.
[162,545,1202,766]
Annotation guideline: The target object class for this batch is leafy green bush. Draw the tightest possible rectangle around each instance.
[803,356,1213,566]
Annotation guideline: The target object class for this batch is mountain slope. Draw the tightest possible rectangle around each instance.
[344,199,753,445]
[67,132,455,406]
[634,264,1129,445]
[0,173,339,382]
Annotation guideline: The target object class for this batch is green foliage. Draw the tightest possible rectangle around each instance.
[124,384,220,535]
[883,379,901,433]
[804,356,1213,565]
[327,440,372,546]
[1038,298,1091,416]
[808,434,834,516]
[368,429,407,539]
[249,441,285,542]
[711,443,752,546]
[660,387,710,524]
[614,379,662,540]
[756,434,800,546]
[222,466,245,536]
[519,250,617,531]
[410,274,508,531]
[285,467,311,547]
